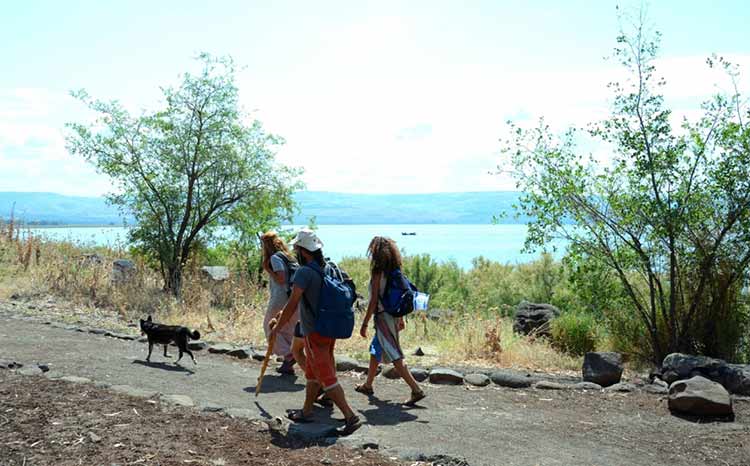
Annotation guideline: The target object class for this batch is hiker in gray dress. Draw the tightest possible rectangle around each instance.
[261,231,298,375]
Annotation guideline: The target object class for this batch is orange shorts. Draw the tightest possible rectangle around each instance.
[304,332,338,390]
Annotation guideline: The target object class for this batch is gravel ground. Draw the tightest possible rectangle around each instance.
[2,300,750,466]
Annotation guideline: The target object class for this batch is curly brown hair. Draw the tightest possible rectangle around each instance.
[260,231,294,263]
[367,236,402,274]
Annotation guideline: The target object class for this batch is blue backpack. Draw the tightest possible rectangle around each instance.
[308,262,356,339]
[381,268,418,318]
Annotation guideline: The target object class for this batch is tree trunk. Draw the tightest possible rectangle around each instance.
[165,265,183,298]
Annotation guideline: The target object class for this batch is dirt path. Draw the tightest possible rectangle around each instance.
[0,371,400,466]
[2,310,750,466]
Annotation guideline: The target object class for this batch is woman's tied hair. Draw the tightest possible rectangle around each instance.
[260,231,293,262]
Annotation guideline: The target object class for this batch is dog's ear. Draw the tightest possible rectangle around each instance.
[147,315,152,322]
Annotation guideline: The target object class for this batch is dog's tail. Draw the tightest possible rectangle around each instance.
[190,330,201,340]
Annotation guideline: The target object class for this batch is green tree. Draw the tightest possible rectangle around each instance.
[502,15,750,363]
[67,54,301,297]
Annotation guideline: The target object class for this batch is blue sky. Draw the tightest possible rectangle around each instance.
[1,0,749,196]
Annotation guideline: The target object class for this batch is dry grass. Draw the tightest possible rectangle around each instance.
[0,228,581,373]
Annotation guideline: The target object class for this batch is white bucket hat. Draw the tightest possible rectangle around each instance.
[289,227,324,252]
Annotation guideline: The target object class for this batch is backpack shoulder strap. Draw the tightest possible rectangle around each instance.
[273,252,295,287]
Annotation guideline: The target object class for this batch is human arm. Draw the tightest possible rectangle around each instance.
[360,273,381,338]
[270,285,303,336]
[267,254,287,285]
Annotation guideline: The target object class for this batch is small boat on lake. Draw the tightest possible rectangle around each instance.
[401,232,417,236]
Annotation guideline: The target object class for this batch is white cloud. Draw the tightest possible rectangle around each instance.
[0,88,110,195]
[3,36,749,197]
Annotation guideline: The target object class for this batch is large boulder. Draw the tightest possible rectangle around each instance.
[582,352,623,387]
[668,376,733,418]
[111,259,136,285]
[661,353,725,384]
[512,301,560,336]
[661,353,750,395]
[725,364,750,395]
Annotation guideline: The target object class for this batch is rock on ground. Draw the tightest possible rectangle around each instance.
[59,375,92,384]
[490,370,537,388]
[0,360,22,369]
[336,356,369,374]
[604,382,636,393]
[533,381,571,390]
[644,384,668,395]
[582,352,623,387]
[111,259,136,285]
[188,341,209,351]
[512,301,560,336]
[464,373,491,387]
[110,384,157,398]
[661,353,750,395]
[17,366,44,376]
[161,394,194,407]
[226,347,253,359]
[410,368,429,382]
[429,368,464,385]
[573,382,603,391]
[208,343,236,354]
[668,375,733,418]
[382,366,401,379]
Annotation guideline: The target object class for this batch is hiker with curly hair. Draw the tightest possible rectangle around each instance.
[260,231,300,375]
[356,236,426,406]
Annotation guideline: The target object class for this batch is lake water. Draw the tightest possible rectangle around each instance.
[29,224,566,268]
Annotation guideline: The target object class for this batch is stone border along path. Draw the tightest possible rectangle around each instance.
[4,306,747,466]
[0,305,622,391]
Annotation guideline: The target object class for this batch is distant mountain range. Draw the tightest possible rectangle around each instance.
[0,191,527,225]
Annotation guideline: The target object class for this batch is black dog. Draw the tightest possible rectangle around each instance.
[139,315,200,365]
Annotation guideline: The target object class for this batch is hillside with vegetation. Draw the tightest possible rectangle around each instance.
[0,191,524,226]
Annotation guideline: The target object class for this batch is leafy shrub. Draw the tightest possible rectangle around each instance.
[550,311,599,356]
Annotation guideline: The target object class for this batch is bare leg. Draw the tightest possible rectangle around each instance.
[393,359,420,393]
[302,380,320,416]
[292,337,306,372]
[361,355,379,389]
[323,385,355,420]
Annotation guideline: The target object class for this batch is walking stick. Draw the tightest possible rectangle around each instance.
[255,333,276,397]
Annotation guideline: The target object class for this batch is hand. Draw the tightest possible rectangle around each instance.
[397,318,405,331]
[269,318,278,330]
[359,321,368,338]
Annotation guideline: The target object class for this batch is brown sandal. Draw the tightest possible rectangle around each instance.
[404,389,426,406]
[354,384,374,396]
[338,415,363,436]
